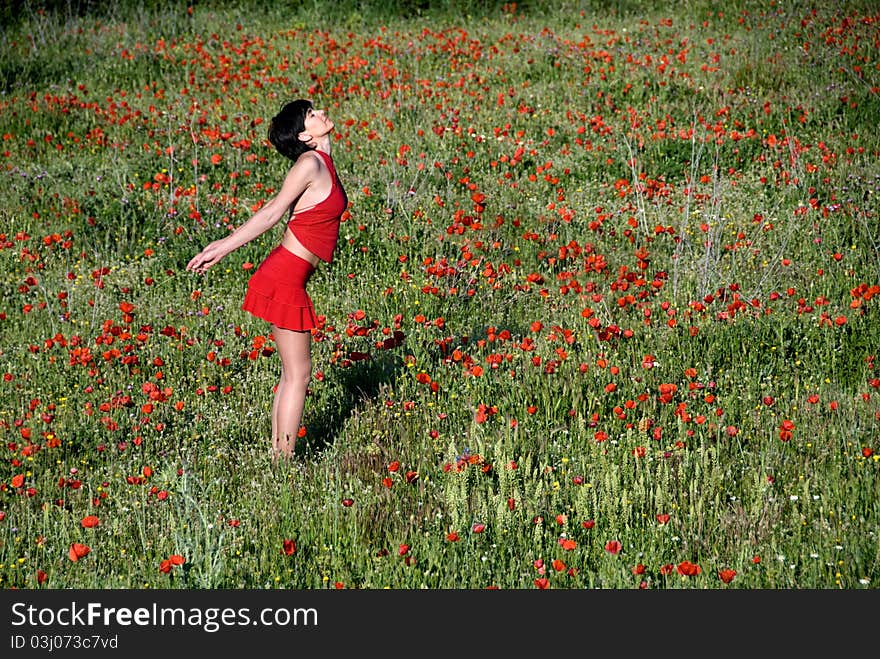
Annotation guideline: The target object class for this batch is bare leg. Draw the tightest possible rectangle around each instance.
[271,325,312,459]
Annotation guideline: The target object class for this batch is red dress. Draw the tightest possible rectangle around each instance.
[241,150,347,331]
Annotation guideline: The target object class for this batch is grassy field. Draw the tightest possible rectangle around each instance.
[1,0,878,589]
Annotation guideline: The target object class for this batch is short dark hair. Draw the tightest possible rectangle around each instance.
[267,99,314,161]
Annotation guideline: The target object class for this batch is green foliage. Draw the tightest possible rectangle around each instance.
[0,0,878,591]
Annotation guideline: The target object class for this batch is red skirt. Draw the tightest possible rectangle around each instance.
[242,245,318,331]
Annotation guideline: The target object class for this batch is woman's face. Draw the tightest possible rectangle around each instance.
[302,104,334,141]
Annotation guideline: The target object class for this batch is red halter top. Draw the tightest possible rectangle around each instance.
[287,150,348,263]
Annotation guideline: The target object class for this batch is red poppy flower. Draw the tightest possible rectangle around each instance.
[779,419,795,441]
[81,515,100,528]
[68,543,90,562]
[604,540,622,554]
[281,539,296,556]
[677,560,702,576]
[659,564,675,575]
[656,514,670,525]
[559,538,577,551]
[341,498,354,507]
[582,519,595,529]
[534,577,549,590]
[37,570,48,584]
[471,523,486,534]
[718,569,737,584]
[552,559,566,572]
[398,544,410,556]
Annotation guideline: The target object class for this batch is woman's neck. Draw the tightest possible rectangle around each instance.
[314,136,331,155]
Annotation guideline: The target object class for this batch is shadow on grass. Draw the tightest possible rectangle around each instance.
[299,349,404,458]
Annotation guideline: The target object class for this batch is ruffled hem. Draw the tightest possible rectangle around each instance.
[242,289,317,331]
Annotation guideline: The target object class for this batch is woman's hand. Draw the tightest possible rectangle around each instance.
[186,153,319,276]
[186,239,229,274]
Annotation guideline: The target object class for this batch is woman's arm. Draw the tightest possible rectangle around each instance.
[186,154,319,274]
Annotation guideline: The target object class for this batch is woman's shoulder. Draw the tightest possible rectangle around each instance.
[290,150,326,175]
[295,149,324,164]
[300,149,334,166]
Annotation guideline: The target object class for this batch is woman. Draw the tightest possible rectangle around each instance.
[187,99,348,460]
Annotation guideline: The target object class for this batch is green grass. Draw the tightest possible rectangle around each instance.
[0,0,878,590]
